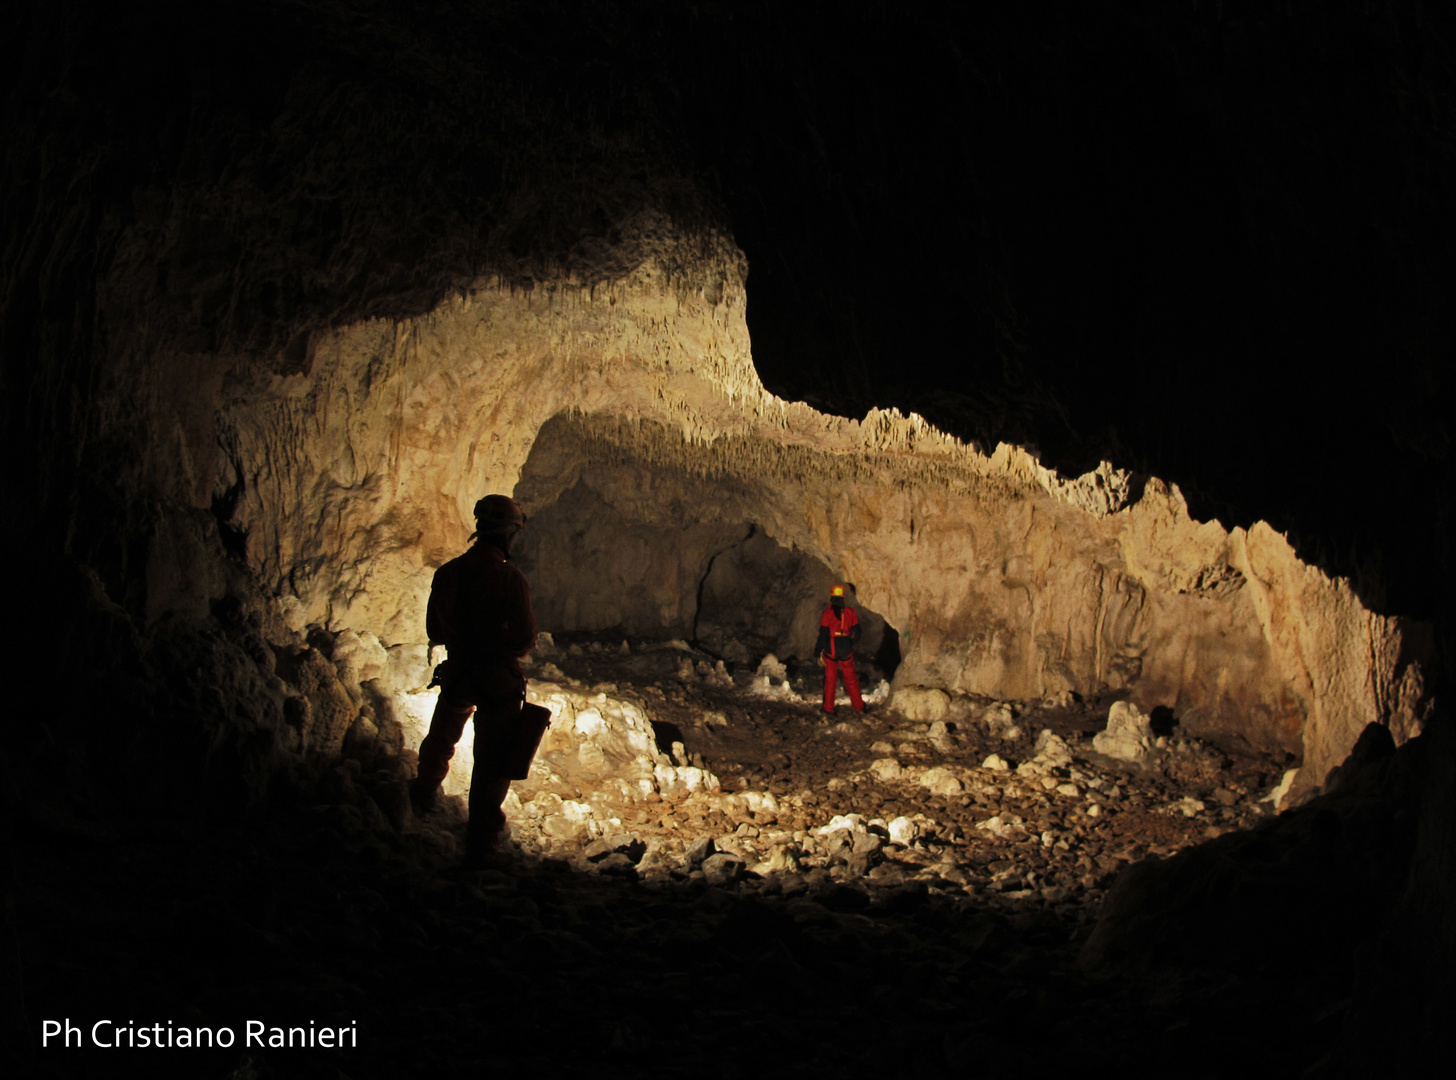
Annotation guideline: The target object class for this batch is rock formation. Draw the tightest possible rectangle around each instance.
[169,236,1429,802]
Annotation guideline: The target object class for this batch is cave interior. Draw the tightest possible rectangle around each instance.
[5,2,1454,1077]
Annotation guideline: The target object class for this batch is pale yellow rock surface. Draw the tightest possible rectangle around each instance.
[123,225,1428,794]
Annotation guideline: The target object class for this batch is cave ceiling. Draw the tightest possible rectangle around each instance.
[7,0,1452,630]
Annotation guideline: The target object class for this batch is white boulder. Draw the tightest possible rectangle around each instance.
[895,686,951,721]
[918,767,964,796]
[1093,701,1155,763]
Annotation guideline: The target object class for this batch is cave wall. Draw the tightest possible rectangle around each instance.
[0,4,1434,803]
[158,230,1427,792]
[512,420,892,669]
[515,473,746,642]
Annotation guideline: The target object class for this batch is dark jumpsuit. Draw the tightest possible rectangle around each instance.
[417,541,536,848]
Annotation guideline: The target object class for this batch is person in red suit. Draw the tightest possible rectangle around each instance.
[815,583,865,714]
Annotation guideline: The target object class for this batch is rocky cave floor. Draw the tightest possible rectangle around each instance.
[510,635,1281,919]
[19,636,1336,1080]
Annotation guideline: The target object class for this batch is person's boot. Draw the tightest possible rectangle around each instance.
[461,828,509,871]
[461,802,509,870]
[409,777,440,815]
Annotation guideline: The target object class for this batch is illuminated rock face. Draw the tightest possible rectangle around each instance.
[181,228,1428,793]
[511,419,895,670]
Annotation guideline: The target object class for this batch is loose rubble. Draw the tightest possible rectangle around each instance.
[16,628,1355,1079]
[397,633,1283,923]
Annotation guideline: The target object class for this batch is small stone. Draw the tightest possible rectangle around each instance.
[1031,729,1073,770]
[755,845,801,873]
[937,865,970,886]
[583,838,617,862]
[870,758,904,782]
[594,852,637,878]
[779,873,809,898]
[976,815,1024,840]
[981,754,1009,772]
[918,767,964,796]
[701,853,746,886]
[1262,768,1299,810]
[1213,787,1239,806]
[1055,783,1081,798]
[1085,804,1102,818]
[822,831,855,861]
[981,702,1019,739]
[756,653,789,682]
[866,863,908,888]
[895,686,951,721]
[888,816,920,845]
[685,837,715,867]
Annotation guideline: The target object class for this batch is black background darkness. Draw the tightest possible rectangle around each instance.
[6,0,1450,640]
[697,2,1455,631]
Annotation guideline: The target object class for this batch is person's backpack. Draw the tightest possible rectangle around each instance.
[425,557,465,648]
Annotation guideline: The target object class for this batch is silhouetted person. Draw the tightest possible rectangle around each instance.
[412,495,536,867]
[815,583,865,713]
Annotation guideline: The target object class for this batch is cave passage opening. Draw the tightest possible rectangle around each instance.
[510,414,902,685]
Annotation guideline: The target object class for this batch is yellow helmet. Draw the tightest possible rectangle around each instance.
[830,584,846,598]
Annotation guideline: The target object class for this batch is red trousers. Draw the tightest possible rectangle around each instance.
[417,688,518,845]
[823,655,864,712]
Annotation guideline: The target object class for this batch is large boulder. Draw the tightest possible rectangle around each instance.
[1093,701,1154,763]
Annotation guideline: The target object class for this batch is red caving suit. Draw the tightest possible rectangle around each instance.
[817,604,865,713]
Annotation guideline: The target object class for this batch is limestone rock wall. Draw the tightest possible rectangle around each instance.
[511,421,894,669]
[181,230,1430,793]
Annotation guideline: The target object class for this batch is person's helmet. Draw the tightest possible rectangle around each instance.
[830,584,846,598]
[473,494,526,530]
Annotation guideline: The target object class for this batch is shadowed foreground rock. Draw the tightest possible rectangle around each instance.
[1080,718,1455,1072]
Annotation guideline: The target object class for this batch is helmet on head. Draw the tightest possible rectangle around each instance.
[473,494,526,531]
[830,584,846,603]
